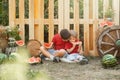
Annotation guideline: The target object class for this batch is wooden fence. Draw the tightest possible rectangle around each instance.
[9,0,120,56]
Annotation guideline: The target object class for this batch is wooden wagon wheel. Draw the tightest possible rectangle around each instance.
[26,39,42,57]
[97,25,120,57]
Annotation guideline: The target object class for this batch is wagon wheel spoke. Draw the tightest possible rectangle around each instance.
[106,33,115,42]
[114,50,118,57]
[116,30,120,39]
[101,41,114,46]
[99,49,104,55]
[103,47,115,54]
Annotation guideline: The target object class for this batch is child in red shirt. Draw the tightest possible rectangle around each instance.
[41,29,71,62]
[65,30,88,64]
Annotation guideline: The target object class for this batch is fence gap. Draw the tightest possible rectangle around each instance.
[25,0,29,19]
[89,24,93,50]
[54,0,58,19]
[25,24,29,44]
[44,24,49,42]
[16,0,19,18]
[44,0,49,19]
[54,25,58,34]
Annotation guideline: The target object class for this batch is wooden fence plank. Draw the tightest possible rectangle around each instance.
[83,0,89,55]
[74,0,79,38]
[93,0,99,56]
[9,0,15,27]
[39,0,44,43]
[29,0,34,40]
[19,0,25,40]
[58,0,64,32]
[49,0,54,42]
[113,0,120,25]
[64,0,70,29]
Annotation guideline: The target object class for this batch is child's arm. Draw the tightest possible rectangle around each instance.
[66,42,76,53]
[78,41,84,55]
[44,42,53,49]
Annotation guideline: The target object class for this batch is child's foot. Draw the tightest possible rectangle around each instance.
[53,57,60,63]
[79,58,88,65]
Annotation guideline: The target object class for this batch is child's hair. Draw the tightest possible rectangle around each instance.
[69,30,78,38]
[60,29,71,40]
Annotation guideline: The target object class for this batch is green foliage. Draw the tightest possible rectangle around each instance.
[104,8,114,18]
[0,0,9,26]
[6,26,21,40]
[98,0,103,18]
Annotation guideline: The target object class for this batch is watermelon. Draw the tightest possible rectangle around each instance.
[101,54,118,68]
[28,57,41,64]
[44,42,52,48]
[0,53,8,64]
[8,53,20,63]
[16,40,24,46]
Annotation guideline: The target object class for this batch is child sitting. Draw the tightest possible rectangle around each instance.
[65,30,88,65]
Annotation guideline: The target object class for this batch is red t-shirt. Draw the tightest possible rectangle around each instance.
[65,40,81,54]
[52,34,68,50]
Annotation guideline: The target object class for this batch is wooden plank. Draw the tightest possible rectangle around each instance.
[9,0,15,27]
[113,0,119,25]
[29,0,34,39]
[34,0,39,40]
[58,0,64,32]
[49,0,54,42]
[92,0,99,56]
[83,0,89,56]
[19,0,25,40]
[89,0,93,19]
[34,0,43,42]
[64,0,70,29]
[39,0,44,43]
[74,0,79,38]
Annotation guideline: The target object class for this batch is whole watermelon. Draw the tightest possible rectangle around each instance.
[101,54,118,68]
[0,53,8,64]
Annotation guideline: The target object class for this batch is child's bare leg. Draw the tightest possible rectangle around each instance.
[54,49,66,57]
[40,46,54,60]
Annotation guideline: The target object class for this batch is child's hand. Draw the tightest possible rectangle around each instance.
[76,42,82,46]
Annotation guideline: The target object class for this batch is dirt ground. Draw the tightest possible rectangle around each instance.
[31,57,120,80]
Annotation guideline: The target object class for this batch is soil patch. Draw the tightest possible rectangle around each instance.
[30,57,120,80]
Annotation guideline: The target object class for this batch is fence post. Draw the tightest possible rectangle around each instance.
[9,0,15,27]
[29,0,34,40]
[92,0,99,56]
[64,0,70,29]
[19,0,25,40]
[113,0,120,25]
[58,0,64,32]
[83,0,89,56]
[48,0,54,42]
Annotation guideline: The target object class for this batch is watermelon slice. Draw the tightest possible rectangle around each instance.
[16,40,24,46]
[44,42,53,48]
[99,21,114,27]
[28,57,41,64]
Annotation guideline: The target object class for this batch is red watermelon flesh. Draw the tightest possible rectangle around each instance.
[16,40,24,46]
[28,57,41,63]
[44,42,52,48]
